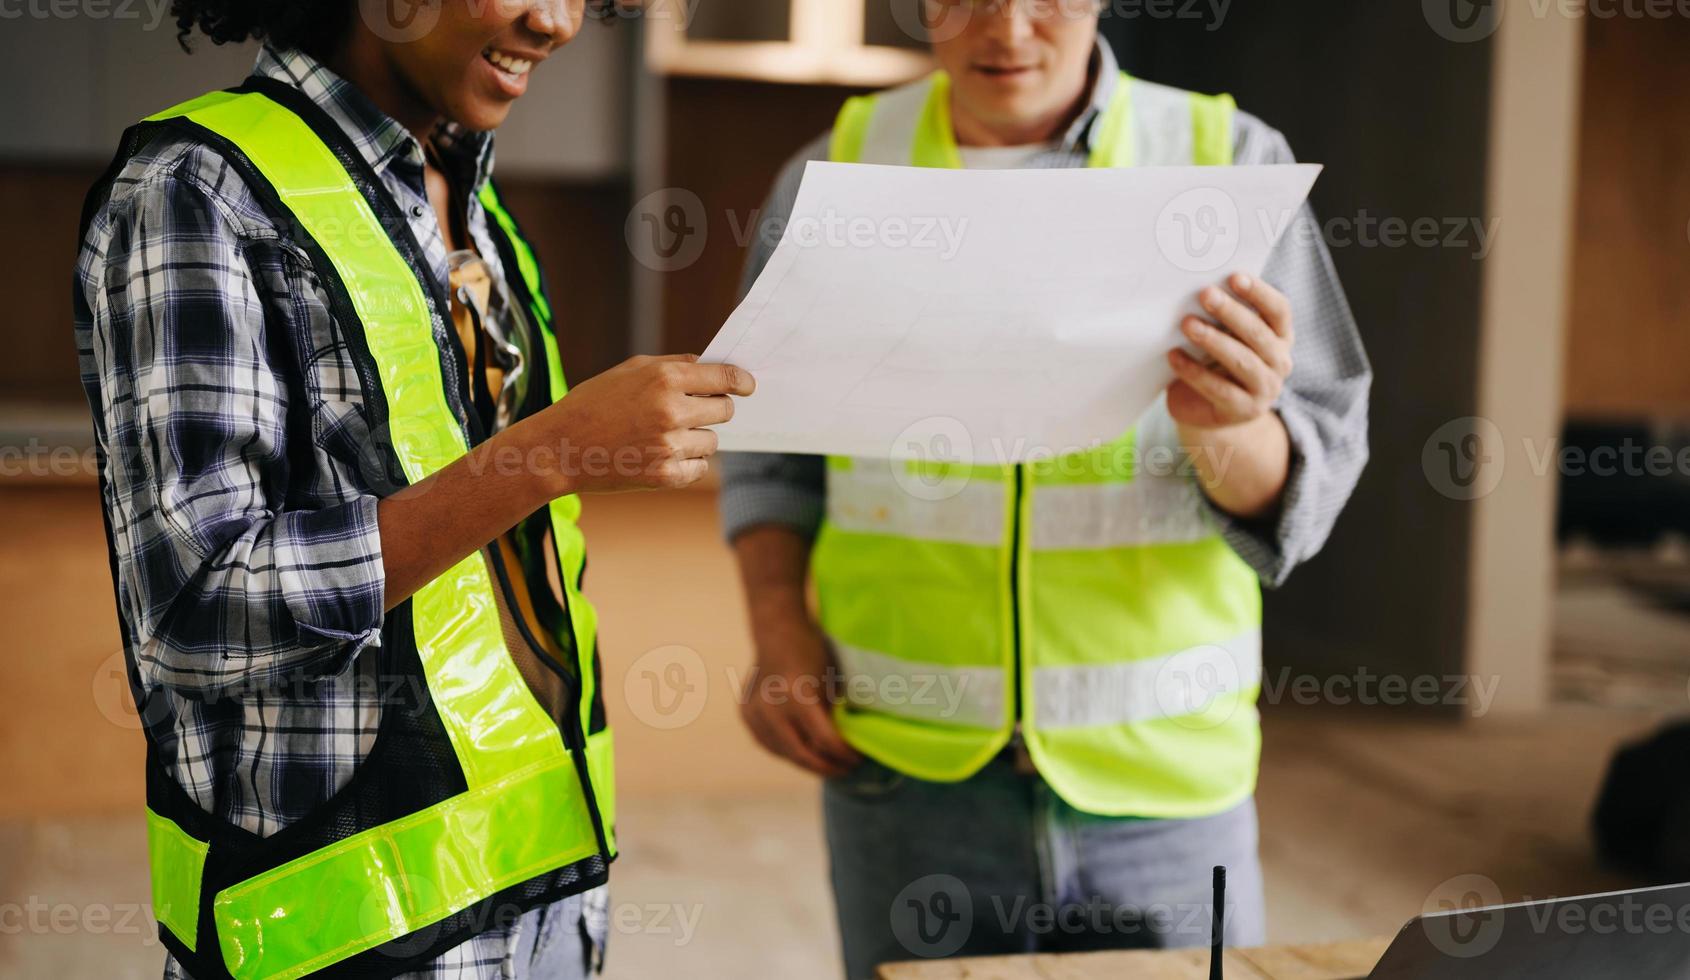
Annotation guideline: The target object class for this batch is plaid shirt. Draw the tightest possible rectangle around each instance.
[75,45,604,979]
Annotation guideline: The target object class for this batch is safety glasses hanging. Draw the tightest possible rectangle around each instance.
[447,250,533,434]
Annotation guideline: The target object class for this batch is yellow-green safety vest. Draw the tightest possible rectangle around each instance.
[816,70,1261,818]
[85,78,615,980]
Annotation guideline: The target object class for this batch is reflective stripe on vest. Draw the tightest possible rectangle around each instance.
[128,88,613,980]
[833,630,1261,730]
[817,71,1261,818]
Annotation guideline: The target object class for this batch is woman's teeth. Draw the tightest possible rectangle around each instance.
[483,49,533,76]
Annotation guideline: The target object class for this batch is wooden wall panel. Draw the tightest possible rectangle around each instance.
[0,167,629,407]
[1564,13,1690,418]
[658,76,868,355]
[494,178,633,381]
[0,164,98,405]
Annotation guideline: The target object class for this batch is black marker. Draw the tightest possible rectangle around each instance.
[1210,865,1226,980]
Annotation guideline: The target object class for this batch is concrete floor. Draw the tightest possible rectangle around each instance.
[0,484,1680,977]
[1,707,1665,978]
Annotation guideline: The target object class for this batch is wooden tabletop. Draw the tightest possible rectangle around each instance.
[878,937,1393,980]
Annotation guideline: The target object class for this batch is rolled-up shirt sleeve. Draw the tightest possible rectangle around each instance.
[89,169,385,692]
[1204,115,1373,586]
[718,136,832,543]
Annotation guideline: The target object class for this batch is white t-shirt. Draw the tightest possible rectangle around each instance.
[955,142,1056,170]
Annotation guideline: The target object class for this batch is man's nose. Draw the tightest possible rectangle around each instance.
[980,0,1036,45]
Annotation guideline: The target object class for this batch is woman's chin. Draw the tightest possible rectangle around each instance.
[449,96,516,134]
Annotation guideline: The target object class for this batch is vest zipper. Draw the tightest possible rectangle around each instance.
[467,219,613,859]
[485,536,580,696]
[486,535,614,861]
[1010,463,1026,726]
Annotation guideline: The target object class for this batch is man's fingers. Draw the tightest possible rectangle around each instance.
[716,363,756,397]
[1167,379,1224,429]
[678,393,735,429]
[1181,317,1277,399]
[653,457,708,489]
[1201,286,1291,378]
[744,703,830,775]
[665,427,720,460]
[741,677,850,777]
[773,714,849,777]
[793,701,861,770]
[672,361,756,397]
[1168,349,1253,417]
[1229,273,1294,341]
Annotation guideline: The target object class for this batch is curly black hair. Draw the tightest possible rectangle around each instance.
[171,0,352,55]
[172,1,627,55]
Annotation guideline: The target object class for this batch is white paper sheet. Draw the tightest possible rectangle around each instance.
[701,161,1321,463]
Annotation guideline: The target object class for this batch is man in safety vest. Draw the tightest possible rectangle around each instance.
[722,2,1370,975]
[75,2,752,978]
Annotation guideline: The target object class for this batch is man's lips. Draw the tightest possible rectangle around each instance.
[973,64,1040,77]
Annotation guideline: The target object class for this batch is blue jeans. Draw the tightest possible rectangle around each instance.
[822,754,1266,980]
[509,895,591,979]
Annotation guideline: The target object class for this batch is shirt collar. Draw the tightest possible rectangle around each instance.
[1059,38,1122,153]
[252,44,496,195]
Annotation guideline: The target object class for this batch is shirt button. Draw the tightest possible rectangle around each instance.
[409,204,425,219]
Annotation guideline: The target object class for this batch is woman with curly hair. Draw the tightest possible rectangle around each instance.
[75,3,753,978]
